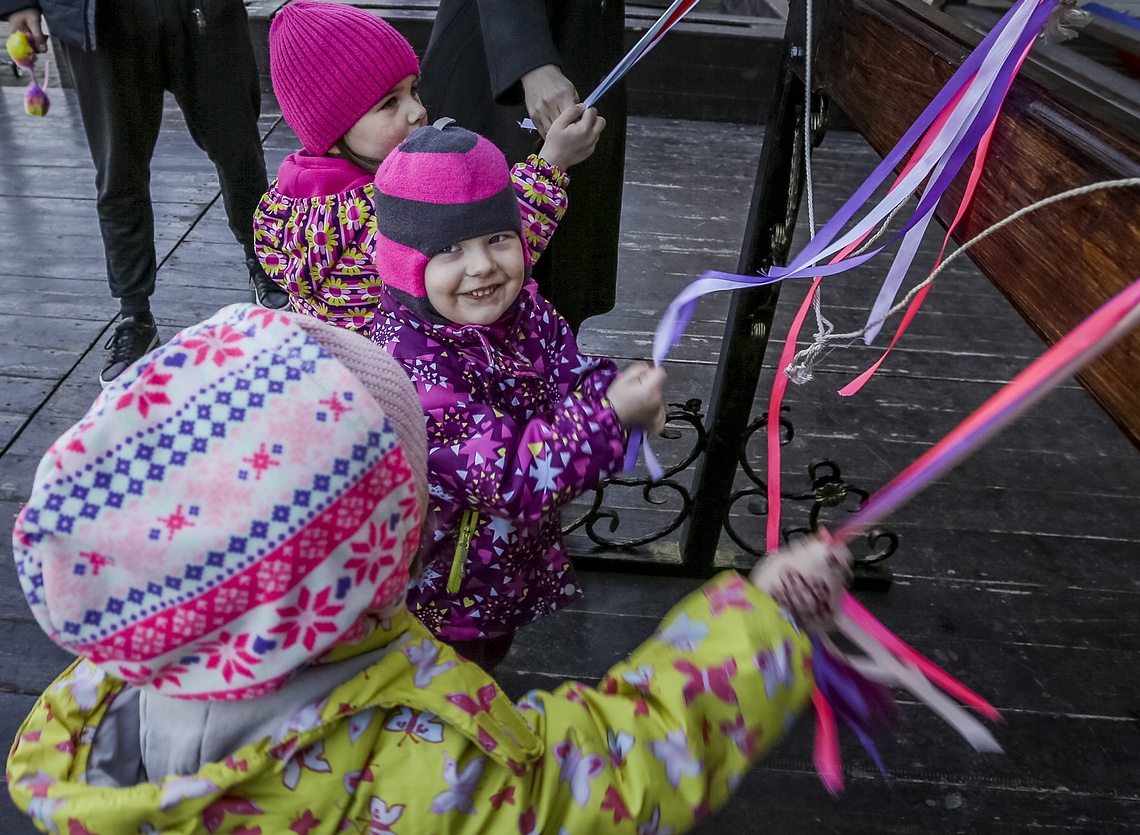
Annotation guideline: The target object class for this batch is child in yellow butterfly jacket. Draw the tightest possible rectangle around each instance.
[7,303,852,835]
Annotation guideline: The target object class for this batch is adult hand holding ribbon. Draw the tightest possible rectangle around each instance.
[520,0,702,130]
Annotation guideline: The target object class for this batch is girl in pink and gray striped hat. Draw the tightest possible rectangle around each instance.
[370,122,667,670]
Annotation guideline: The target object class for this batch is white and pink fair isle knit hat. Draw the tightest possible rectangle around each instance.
[13,305,428,700]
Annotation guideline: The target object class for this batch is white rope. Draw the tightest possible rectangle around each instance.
[783,197,916,384]
[803,0,816,238]
[802,0,837,351]
[853,198,913,258]
[784,177,1140,379]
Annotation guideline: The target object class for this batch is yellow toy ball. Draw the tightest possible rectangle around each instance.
[6,30,36,69]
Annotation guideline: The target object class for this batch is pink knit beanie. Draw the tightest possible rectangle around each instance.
[270,1,420,156]
[13,305,428,700]
[373,122,528,310]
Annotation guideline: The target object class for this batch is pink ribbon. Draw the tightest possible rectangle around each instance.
[811,686,843,795]
[805,275,1140,786]
[833,276,1140,544]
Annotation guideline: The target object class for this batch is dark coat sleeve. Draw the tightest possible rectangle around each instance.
[0,0,38,20]
[474,0,562,104]
[419,0,628,329]
[0,0,37,21]
[420,0,563,121]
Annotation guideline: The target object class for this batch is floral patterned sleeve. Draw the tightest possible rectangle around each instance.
[476,571,816,834]
[3,575,813,834]
[511,155,569,266]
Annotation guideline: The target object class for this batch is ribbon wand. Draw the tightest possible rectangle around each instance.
[582,0,701,108]
[830,274,1140,756]
[804,275,1140,791]
[832,275,1140,545]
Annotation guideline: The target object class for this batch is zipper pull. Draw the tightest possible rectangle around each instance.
[193,3,206,34]
[446,510,478,594]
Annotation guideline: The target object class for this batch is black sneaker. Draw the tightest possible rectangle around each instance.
[99,312,160,388]
[250,268,289,310]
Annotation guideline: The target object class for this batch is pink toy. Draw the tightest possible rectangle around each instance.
[6,31,51,116]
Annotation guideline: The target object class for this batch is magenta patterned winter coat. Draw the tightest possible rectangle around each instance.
[371,282,627,641]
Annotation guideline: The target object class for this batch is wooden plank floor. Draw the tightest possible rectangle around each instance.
[1,86,1138,832]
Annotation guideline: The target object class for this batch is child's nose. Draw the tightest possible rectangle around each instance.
[466,245,494,275]
[408,98,427,124]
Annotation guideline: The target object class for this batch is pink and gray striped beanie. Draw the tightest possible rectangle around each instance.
[13,305,428,700]
[269,1,419,155]
[373,122,528,317]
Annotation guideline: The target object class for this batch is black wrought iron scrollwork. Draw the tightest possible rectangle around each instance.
[722,409,793,555]
[722,410,898,575]
[562,399,707,548]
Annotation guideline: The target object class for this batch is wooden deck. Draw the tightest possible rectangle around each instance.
[1,81,1139,831]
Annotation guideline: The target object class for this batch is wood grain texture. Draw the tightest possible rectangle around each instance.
[813,0,1140,448]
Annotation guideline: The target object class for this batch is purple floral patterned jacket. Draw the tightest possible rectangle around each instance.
[371,282,627,641]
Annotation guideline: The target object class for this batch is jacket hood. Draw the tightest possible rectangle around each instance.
[275,152,373,199]
[7,609,541,834]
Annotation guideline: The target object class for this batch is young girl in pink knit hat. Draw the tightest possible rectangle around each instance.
[253,0,603,336]
[7,301,855,835]
[367,121,667,671]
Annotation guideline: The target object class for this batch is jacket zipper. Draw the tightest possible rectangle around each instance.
[446,509,478,594]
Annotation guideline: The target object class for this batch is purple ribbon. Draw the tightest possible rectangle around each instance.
[768,0,1057,285]
[623,0,1057,478]
[766,0,1055,280]
[812,637,898,780]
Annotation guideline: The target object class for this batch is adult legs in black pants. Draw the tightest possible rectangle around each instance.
[58,0,285,386]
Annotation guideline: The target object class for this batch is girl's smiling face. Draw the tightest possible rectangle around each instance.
[423,231,526,326]
[338,74,427,163]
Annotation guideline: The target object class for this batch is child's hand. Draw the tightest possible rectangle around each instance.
[607,362,666,435]
[538,104,605,172]
[749,531,853,633]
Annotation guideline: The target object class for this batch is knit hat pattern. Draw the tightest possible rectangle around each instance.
[13,305,425,700]
[373,122,528,304]
[269,1,420,155]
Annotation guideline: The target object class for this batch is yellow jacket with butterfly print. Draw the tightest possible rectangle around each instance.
[7,572,813,834]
